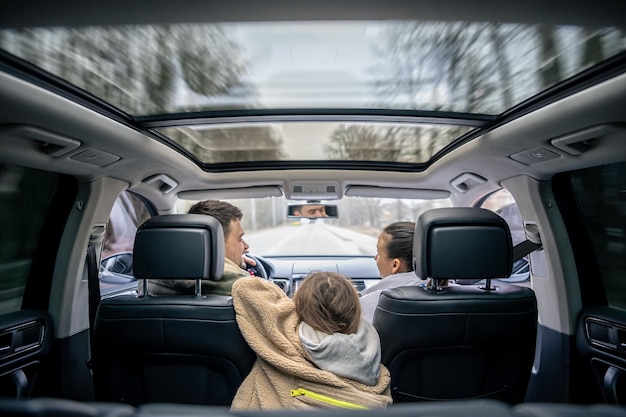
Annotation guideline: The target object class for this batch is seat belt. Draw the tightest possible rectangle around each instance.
[86,224,107,369]
[478,224,542,291]
[513,223,542,262]
[87,245,99,343]
[513,240,542,262]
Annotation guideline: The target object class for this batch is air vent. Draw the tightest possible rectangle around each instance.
[352,280,366,292]
[271,279,291,295]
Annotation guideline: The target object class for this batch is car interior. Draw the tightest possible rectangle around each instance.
[1,0,626,416]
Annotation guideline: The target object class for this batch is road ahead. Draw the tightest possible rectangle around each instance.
[244,222,377,257]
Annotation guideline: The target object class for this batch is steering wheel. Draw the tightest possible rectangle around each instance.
[244,254,269,279]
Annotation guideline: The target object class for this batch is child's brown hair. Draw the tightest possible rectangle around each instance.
[294,271,361,335]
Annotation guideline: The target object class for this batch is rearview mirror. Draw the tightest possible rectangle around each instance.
[287,203,339,219]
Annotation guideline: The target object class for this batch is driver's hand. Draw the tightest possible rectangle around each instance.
[242,254,257,269]
[241,254,259,276]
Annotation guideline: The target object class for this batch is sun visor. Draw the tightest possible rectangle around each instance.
[178,185,283,200]
[345,185,449,199]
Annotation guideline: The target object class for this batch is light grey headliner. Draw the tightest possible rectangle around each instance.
[1,69,625,210]
[1,0,625,28]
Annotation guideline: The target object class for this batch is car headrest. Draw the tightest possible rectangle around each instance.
[413,207,512,280]
[133,214,225,281]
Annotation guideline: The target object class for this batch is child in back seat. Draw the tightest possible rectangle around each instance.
[230,272,392,410]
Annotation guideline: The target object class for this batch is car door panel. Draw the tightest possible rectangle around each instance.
[0,309,53,399]
[577,306,626,404]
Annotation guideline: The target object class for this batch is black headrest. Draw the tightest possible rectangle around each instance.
[413,207,512,280]
[133,214,225,281]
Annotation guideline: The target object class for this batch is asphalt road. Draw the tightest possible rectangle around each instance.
[244,222,377,257]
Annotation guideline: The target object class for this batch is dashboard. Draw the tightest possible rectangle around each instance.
[100,254,383,299]
[259,255,382,297]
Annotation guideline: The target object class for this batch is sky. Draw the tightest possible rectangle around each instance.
[232,21,379,107]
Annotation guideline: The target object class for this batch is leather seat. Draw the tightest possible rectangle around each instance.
[92,214,255,406]
[374,207,538,404]
[0,397,135,417]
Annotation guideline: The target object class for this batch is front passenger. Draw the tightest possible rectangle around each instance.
[360,222,426,323]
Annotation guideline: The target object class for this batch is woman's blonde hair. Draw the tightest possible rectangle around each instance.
[294,271,361,335]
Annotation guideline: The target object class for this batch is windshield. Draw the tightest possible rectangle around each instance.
[178,196,451,257]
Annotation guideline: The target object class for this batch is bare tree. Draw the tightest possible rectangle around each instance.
[177,25,244,97]
[324,125,408,162]
[372,21,508,114]
[581,29,605,68]
[0,24,246,115]
[537,25,562,89]
[164,125,286,163]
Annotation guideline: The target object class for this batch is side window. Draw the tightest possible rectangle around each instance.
[571,161,626,311]
[480,189,530,284]
[99,191,151,298]
[480,189,525,245]
[0,164,58,315]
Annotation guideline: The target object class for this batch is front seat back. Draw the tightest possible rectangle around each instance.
[374,207,538,404]
[93,214,255,406]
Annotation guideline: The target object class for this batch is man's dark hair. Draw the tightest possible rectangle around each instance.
[188,200,243,236]
[382,221,415,272]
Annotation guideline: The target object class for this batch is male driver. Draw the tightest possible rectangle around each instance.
[142,199,254,296]
[293,204,328,218]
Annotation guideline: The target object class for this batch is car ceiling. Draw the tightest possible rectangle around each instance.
[0,0,625,210]
[1,0,624,28]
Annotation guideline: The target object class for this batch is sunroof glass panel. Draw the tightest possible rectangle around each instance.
[0,21,623,117]
[158,122,474,164]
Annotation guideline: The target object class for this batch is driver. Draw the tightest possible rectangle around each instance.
[293,204,328,217]
[139,199,257,296]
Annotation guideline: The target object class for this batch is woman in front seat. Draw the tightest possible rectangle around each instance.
[230,272,392,410]
[360,222,426,323]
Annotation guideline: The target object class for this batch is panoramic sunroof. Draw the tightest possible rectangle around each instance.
[1,21,623,117]
[0,20,624,165]
[158,122,474,164]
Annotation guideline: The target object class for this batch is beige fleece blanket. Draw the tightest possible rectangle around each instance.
[231,277,392,410]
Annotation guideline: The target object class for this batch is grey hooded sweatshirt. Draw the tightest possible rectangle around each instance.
[299,320,382,386]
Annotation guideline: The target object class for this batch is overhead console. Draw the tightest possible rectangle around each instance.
[286,181,342,200]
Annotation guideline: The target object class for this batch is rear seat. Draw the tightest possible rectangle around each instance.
[513,403,626,417]
[0,398,135,417]
[2,399,625,416]
[222,400,516,417]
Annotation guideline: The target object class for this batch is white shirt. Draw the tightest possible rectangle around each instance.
[360,271,426,323]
